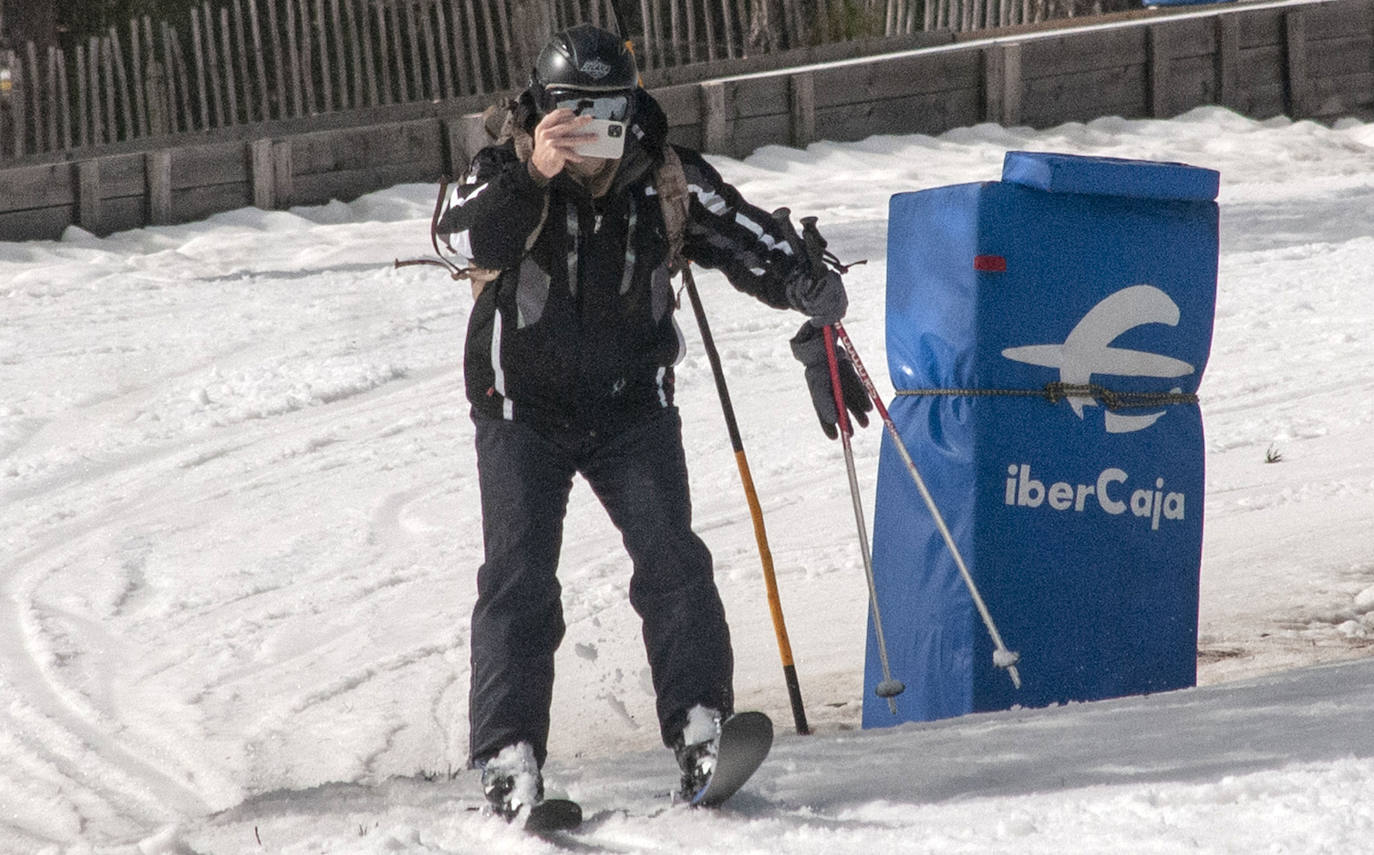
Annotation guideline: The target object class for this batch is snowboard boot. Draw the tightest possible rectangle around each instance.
[672,705,722,800]
[480,742,544,821]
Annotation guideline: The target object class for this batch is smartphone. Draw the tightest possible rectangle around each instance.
[574,118,627,159]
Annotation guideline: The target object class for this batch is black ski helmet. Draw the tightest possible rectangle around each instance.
[531,24,638,105]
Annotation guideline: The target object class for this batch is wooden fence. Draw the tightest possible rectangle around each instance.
[688,0,1374,156]
[1,0,600,159]
[0,0,1122,163]
[0,0,1368,242]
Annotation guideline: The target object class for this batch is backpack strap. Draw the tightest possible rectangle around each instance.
[454,100,547,298]
[654,145,691,275]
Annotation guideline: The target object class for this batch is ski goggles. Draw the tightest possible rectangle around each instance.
[543,88,634,123]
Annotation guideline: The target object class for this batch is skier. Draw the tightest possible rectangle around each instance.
[434,22,871,819]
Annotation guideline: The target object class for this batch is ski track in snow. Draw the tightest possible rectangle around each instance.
[1,107,1373,852]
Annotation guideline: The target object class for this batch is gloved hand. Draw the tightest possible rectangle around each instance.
[790,322,872,439]
[786,267,848,327]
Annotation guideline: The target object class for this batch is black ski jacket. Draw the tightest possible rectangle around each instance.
[437,89,812,431]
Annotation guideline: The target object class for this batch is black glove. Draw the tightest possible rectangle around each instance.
[790,322,872,440]
[785,267,848,327]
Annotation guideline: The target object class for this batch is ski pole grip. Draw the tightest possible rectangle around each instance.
[799,216,829,274]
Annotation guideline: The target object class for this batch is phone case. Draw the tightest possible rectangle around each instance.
[575,119,627,159]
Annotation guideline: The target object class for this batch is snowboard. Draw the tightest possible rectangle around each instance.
[689,711,774,807]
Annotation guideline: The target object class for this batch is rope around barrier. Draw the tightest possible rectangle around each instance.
[894,382,1198,410]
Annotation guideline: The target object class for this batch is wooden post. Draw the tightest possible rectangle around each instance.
[360,0,382,105]
[639,0,656,69]
[420,0,443,102]
[146,59,169,137]
[264,0,289,119]
[108,27,135,142]
[146,19,168,132]
[982,42,1003,125]
[7,48,27,158]
[57,45,73,149]
[272,139,294,208]
[780,0,802,51]
[1283,10,1309,119]
[983,42,1021,127]
[494,0,518,90]
[25,41,42,155]
[231,0,254,122]
[284,0,305,116]
[178,19,196,131]
[130,20,149,137]
[1147,25,1171,119]
[101,36,119,141]
[701,81,730,156]
[1003,43,1021,127]
[167,23,194,133]
[463,0,485,91]
[376,2,395,104]
[652,0,668,67]
[432,0,456,101]
[78,158,104,234]
[246,0,271,122]
[92,38,110,144]
[190,8,211,129]
[89,37,106,145]
[314,0,333,113]
[219,8,239,125]
[251,138,276,209]
[702,0,718,62]
[46,45,61,150]
[0,50,8,160]
[403,0,425,100]
[295,0,318,115]
[667,0,681,64]
[329,0,349,109]
[146,149,173,224]
[686,0,699,64]
[477,0,503,90]
[203,4,226,126]
[1215,15,1238,112]
[76,43,90,148]
[391,1,412,102]
[789,71,815,149]
[341,0,365,108]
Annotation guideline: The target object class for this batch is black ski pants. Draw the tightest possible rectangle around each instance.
[468,407,734,769]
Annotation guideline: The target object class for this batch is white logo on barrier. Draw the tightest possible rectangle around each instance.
[1004,463,1185,531]
[1001,285,1194,434]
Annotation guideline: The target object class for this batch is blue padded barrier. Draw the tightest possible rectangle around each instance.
[865,151,1219,726]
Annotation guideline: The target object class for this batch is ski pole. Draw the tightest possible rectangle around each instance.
[682,265,811,736]
[394,178,467,278]
[832,321,1023,689]
[821,325,905,715]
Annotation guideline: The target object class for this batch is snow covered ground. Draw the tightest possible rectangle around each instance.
[2,105,1372,854]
